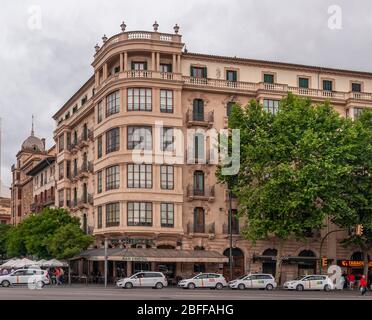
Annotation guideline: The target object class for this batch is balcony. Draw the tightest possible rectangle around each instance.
[77,194,94,209]
[78,162,94,178]
[183,76,372,103]
[187,222,215,235]
[187,185,215,202]
[186,109,214,128]
[222,223,240,235]
[78,130,93,148]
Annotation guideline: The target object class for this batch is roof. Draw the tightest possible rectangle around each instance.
[21,135,45,152]
[26,157,55,176]
[184,52,372,78]
[72,248,229,263]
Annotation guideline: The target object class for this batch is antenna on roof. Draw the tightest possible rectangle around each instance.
[31,114,35,136]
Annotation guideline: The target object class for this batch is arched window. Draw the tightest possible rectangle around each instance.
[193,99,204,121]
[193,171,204,196]
[193,207,205,233]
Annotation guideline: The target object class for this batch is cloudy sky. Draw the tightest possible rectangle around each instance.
[1,0,372,194]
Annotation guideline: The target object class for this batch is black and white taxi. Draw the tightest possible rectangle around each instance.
[283,275,335,291]
[229,273,277,290]
[0,269,50,288]
[116,271,168,289]
[178,273,227,290]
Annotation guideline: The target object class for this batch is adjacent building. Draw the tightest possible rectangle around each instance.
[0,197,11,224]
[12,23,372,283]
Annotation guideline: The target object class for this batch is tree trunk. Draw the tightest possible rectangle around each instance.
[275,240,284,285]
[363,249,369,279]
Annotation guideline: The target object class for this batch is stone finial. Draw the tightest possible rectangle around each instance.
[120,21,127,32]
[184,45,188,53]
[153,21,159,32]
[95,44,100,53]
[102,35,108,43]
[174,24,180,34]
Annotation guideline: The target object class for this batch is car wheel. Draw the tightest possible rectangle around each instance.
[238,283,246,290]
[215,283,223,290]
[296,284,304,291]
[36,281,45,289]
[125,282,133,289]
[1,280,10,288]
[324,284,331,292]
[187,282,195,290]
[266,284,274,291]
[155,282,163,289]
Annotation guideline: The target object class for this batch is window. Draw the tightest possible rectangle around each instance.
[82,124,88,140]
[40,173,44,187]
[73,188,77,207]
[229,209,239,234]
[194,133,205,162]
[58,162,64,180]
[73,130,78,145]
[82,183,88,203]
[66,189,71,208]
[298,77,309,89]
[127,202,152,226]
[66,132,71,150]
[161,165,174,190]
[323,80,333,91]
[161,203,174,227]
[73,159,78,177]
[191,66,207,78]
[66,161,71,179]
[58,134,64,153]
[58,189,64,207]
[97,206,103,229]
[160,90,173,113]
[106,91,120,116]
[72,105,78,114]
[97,136,103,159]
[127,164,152,188]
[227,102,235,117]
[352,83,362,92]
[263,73,274,84]
[354,107,364,119]
[127,88,152,111]
[127,126,152,150]
[263,99,280,115]
[131,61,147,71]
[193,171,205,196]
[97,171,103,194]
[106,128,120,154]
[194,207,205,233]
[81,95,87,105]
[106,203,120,227]
[97,101,103,123]
[160,64,172,73]
[161,128,174,151]
[193,99,204,121]
[226,70,237,82]
[106,165,120,191]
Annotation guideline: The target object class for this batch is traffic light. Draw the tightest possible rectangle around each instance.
[322,257,328,268]
[356,224,364,236]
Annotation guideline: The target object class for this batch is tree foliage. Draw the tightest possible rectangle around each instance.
[0,224,12,259]
[6,208,93,259]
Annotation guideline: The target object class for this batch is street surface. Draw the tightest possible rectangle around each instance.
[0,285,370,300]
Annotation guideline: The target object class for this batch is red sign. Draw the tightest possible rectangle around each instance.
[338,260,372,268]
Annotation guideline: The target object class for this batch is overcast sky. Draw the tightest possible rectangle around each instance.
[1,0,372,195]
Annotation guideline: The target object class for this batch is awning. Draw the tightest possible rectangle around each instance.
[71,248,229,263]
[253,255,319,263]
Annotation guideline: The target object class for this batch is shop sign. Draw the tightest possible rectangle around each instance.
[338,260,372,268]
[122,257,149,262]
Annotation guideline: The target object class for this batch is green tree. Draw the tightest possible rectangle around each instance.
[331,110,372,278]
[0,224,12,260]
[6,208,93,259]
[218,94,351,283]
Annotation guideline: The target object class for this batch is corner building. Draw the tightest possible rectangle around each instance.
[53,24,372,283]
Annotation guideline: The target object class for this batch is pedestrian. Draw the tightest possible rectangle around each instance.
[54,267,62,285]
[347,273,355,290]
[360,275,367,296]
[60,268,65,284]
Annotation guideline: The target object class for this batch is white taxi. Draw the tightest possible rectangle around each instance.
[178,273,227,290]
[283,275,335,292]
[229,273,277,290]
[0,269,50,288]
[116,271,167,289]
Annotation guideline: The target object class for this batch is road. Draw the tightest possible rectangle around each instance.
[0,285,370,300]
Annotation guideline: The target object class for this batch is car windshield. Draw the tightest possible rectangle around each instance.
[236,275,247,280]
[294,276,305,281]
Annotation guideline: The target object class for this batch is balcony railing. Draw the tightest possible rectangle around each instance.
[186,109,214,128]
[187,222,215,234]
[187,185,215,201]
[79,162,94,175]
[77,194,94,208]
[222,223,240,235]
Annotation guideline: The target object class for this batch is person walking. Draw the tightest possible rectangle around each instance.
[54,268,62,286]
[360,275,368,296]
[347,273,355,290]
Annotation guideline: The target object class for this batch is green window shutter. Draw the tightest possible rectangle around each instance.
[233,71,237,82]
[168,64,173,73]
[144,61,148,70]
[131,61,135,70]
[204,67,208,78]
[190,66,194,77]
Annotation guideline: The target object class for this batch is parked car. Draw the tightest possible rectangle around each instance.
[0,269,50,288]
[229,273,277,290]
[178,273,227,290]
[116,272,167,289]
[283,275,335,291]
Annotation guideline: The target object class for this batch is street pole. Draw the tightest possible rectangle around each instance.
[104,238,108,288]
[319,229,346,274]
[229,189,233,281]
